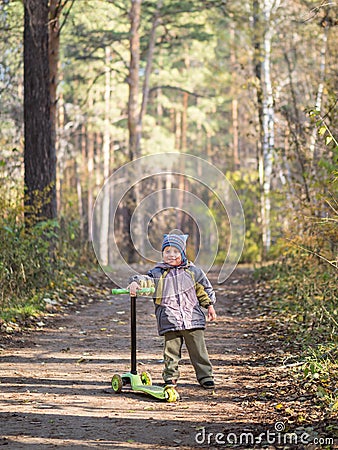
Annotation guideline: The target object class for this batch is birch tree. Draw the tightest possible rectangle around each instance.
[253,0,280,257]
[309,11,331,165]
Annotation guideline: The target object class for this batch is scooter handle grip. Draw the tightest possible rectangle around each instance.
[111,287,155,295]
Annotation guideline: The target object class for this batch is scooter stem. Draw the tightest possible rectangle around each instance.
[131,294,137,374]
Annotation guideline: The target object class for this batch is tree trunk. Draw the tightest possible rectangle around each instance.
[48,0,60,160]
[138,0,163,147]
[252,0,276,258]
[260,0,275,256]
[181,91,188,151]
[165,173,172,208]
[125,0,141,262]
[128,0,141,161]
[283,52,311,204]
[87,126,94,242]
[177,92,188,230]
[230,22,240,169]
[253,0,264,258]
[232,98,240,169]
[75,158,84,241]
[100,46,112,266]
[309,25,329,162]
[95,132,102,189]
[103,47,111,180]
[24,0,56,223]
[175,111,181,149]
[56,69,65,215]
[126,0,165,261]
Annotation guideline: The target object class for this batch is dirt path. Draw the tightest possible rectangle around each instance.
[0,268,336,449]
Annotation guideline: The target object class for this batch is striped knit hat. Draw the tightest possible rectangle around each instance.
[162,233,189,262]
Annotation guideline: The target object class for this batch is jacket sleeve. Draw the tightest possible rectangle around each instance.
[192,266,216,308]
[129,272,155,289]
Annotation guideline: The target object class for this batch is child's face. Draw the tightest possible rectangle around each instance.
[162,246,182,266]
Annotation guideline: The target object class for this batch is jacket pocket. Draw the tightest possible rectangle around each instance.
[190,304,206,328]
[155,305,178,334]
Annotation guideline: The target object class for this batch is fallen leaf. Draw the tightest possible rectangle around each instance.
[77,357,87,363]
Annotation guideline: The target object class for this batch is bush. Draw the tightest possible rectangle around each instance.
[0,192,91,324]
[255,209,338,414]
[0,219,58,302]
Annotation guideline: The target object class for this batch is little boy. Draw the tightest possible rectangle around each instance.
[128,233,217,389]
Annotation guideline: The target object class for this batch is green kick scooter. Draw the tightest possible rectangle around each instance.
[110,287,180,402]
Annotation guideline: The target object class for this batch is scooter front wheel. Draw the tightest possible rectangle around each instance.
[111,374,123,393]
[164,386,180,402]
[140,371,152,386]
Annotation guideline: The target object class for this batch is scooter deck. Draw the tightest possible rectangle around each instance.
[122,373,166,399]
[132,384,166,398]
[114,372,179,402]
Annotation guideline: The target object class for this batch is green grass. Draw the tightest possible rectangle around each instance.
[1,302,43,324]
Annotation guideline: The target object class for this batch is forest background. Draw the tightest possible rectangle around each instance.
[0,0,337,414]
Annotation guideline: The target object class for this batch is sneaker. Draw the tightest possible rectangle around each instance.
[164,379,177,387]
[200,380,215,389]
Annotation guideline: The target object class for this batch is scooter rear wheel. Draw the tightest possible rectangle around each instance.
[164,386,180,402]
[111,374,123,393]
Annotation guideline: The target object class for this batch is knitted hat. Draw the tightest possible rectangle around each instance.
[162,233,189,262]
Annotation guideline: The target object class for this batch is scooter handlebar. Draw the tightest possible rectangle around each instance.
[111,287,155,295]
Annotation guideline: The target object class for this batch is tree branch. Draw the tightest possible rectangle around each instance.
[149,84,211,98]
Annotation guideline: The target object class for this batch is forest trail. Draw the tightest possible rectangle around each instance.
[0,268,334,449]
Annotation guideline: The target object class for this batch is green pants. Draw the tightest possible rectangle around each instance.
[163,329,213,384]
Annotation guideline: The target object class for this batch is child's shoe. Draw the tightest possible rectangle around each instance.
[200,379,215,389]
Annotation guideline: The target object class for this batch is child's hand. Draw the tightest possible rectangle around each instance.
[207,305,217,321]
[128,281,140,296]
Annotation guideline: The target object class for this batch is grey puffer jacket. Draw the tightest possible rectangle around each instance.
[130,262,216,336]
